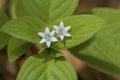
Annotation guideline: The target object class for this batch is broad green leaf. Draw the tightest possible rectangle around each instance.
[54,15,103,49]
[0,8,9,26]
[91,8,120,23]
[0,32,11,49]
[70,8,120,76]
[1,17,47,43]
[10,0,17,18]
[15,0,79,24]
[8,38,33,62]
[0,8,10,49]
[17,48,78,80]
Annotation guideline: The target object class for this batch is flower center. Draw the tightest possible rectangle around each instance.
[58,28,64,35]
[45,33,51,41]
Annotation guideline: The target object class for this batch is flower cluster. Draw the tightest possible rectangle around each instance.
[38,21,71,48]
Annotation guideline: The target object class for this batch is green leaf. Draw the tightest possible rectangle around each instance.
[1,17,47,43]
[0,8,10,49]
[15,0,78,24]
[70,8,120,76]
[0,32,11,49]
[8,38,33,62]
[17,48,78,80]
[55,15,103,49]
[0,8,9,26]
[10,0,17,18]
[91,8,120,23]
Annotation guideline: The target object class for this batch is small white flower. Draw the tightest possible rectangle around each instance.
[38,27,58,48]
[53,21,71,40]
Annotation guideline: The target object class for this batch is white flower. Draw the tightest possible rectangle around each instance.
[38,27,58,48]
[53,21,71,40]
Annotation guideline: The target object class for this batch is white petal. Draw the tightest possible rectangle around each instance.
[40,39,46,43]
[45,27,50,33]
[65,26,71,31]
[60,21,64,28]
[60,35,64,40]
[53,25,59,30]
[55,29,60,34]
[46,41,51,48]
[65,33,71,37]
[38,32,45,37]
[51,37,58,42]
[50,30,55,36]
